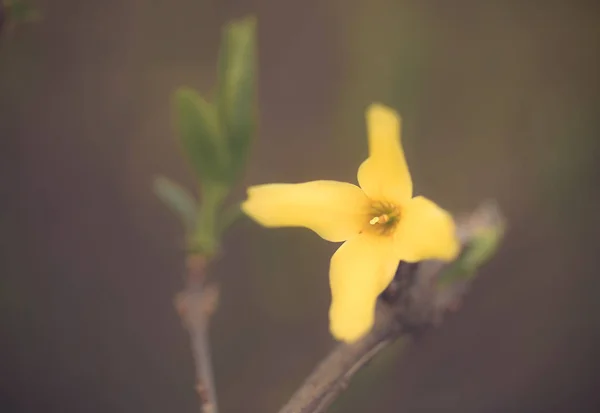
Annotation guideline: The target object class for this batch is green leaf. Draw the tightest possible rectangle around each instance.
[188,183,230,256]
[174,88,230,183]
[438,220,505,287]
[461,226,504,273]
[217,15,257,180]
[153,175,197,233]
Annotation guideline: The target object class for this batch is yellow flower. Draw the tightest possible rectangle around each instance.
[242,104,459,343]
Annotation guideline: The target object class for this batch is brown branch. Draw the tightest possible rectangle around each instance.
[277,203,502,413]
[176,255,220,413]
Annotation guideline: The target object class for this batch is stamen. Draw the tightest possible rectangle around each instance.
[369,214,390,225]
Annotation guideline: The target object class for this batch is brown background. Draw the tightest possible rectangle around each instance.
[2,0,599,412]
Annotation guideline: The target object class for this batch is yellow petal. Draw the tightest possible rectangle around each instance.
[357,104,412,204]
[329,234,399,342]
[393,196,460,262]
[242,181,369,242]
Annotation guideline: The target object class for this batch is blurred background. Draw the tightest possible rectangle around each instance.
[2,0,599,412]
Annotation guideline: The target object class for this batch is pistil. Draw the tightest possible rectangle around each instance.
[366,201,400,236]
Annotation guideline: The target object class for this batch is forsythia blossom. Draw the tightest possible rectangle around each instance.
[242,104,459,342]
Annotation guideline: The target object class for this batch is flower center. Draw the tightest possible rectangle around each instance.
[366,201,400,236]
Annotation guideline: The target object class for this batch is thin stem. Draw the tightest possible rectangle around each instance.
[177,255,220,413]
[277,305,400,413]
